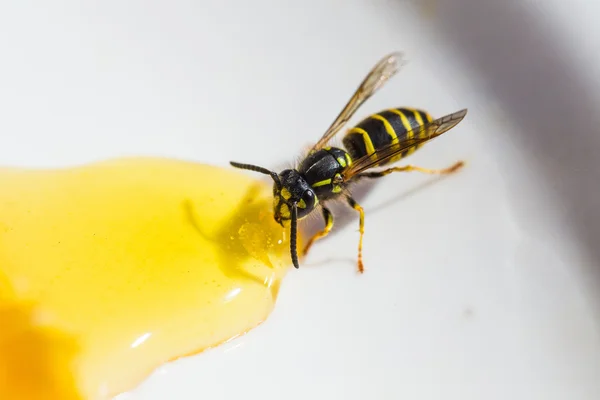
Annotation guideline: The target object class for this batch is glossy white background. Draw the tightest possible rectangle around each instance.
[1,1,599,399]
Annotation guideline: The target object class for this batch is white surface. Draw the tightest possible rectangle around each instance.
[1,1,600,399]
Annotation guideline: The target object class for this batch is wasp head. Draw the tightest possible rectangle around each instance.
[272,169,317,226]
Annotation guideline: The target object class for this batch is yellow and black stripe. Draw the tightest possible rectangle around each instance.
[342,107,433,166]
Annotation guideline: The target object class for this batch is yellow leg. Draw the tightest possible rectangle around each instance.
[360,160,464,178]
[346,197,365,274]
[302,207,334,257]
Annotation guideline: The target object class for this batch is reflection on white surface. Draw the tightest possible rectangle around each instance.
[0,0,599,399]
[130,332,152,349]
[223,342,244,354]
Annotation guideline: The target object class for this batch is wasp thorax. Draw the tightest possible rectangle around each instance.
[272,169,318,224]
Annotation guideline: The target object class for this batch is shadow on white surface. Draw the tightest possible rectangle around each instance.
[430,0,600,321]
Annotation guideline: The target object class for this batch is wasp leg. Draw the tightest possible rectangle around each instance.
[359,161,464,178]
[302,207,333,257]
[346,197,365,274]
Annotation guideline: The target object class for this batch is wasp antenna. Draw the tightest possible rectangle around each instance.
[289,202,300,269]
[229,161,281,188]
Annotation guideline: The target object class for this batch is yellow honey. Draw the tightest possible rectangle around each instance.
[0,157,302,399]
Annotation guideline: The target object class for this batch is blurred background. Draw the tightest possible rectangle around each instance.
[1,1,599,399]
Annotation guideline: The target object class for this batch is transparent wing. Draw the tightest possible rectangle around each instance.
[310,52,406,151]
[342,108,468,179]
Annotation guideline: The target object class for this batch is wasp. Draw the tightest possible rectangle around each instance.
[230,52,467,273]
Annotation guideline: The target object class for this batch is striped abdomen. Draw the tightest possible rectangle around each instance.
[342,108,433,166]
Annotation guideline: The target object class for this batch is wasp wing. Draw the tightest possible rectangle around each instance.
[342,108,468,179]
[310,52,406,152]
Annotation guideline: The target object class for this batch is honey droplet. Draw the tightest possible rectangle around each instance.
[0,157,304,399]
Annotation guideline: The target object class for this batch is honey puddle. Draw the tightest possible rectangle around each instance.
[0,157,303,399]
